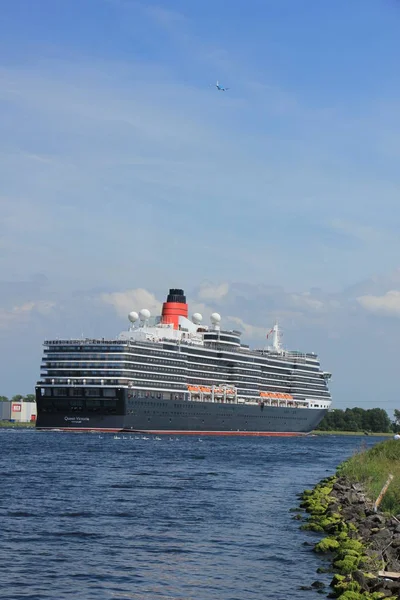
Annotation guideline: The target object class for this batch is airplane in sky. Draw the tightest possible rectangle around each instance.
[214,80,229,92]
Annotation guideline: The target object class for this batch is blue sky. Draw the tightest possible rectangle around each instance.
[1,0,400,414]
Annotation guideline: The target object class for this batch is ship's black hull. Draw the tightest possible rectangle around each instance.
[36,394,327,435]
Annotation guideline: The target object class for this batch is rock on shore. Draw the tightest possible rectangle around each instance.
[298,475,400,599]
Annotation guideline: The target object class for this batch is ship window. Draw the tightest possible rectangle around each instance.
[103,388,116,397]
[53,389,67,397]
[85,389,99,397]
[69,388,82,397]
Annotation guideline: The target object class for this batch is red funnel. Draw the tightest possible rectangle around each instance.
[161,288,188,329]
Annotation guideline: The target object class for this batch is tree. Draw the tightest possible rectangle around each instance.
[366,408,391,433]
[1,394,37,402]
[11,394,24,402]
[317,407,392,433]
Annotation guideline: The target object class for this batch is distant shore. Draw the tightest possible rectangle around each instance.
[0,420,35,428]
[0,421,395,436]
[312,430,393,437]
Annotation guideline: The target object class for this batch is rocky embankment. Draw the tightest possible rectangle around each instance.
[297,475,400,599]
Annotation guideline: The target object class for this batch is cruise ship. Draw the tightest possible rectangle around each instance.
[35,288,332,435]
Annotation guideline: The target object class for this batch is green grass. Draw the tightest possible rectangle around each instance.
[0,420,35,428]
[338,438,400,514]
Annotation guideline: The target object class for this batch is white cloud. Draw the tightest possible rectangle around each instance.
[286,292,342,315]
[101,288,162,318]
[185,301,212,323]
[224,315,266,340]
[197,282,229,302]
[289,293,325,312]
[0,301,55,330]
[98,282,334,340]
[357,290,400,317]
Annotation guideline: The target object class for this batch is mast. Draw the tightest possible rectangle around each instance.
[272,322,281,352]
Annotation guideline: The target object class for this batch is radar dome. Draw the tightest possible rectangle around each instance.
[210,312,221,324]
[128,311,139,323]
[139,308,151,321]
[192,312,203,324]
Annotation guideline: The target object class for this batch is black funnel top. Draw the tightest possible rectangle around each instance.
[166,289,186,304]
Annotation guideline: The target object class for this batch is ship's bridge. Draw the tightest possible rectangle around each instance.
[203,330,241,348]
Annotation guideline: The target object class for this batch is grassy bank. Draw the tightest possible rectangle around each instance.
[312,431,393,437]
[0,420,35,428]
[297,439,400,598]
[338,438,400,514]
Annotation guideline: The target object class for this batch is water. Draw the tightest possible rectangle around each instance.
[0,431,386,600]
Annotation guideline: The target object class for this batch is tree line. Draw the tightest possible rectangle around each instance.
[0,395,36,403]
[317,407,400,433]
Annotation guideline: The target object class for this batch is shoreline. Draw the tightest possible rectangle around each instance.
[312,431,394,437]
[0,420,35,428]
[0,422,395,436]
[297,440,400,598]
